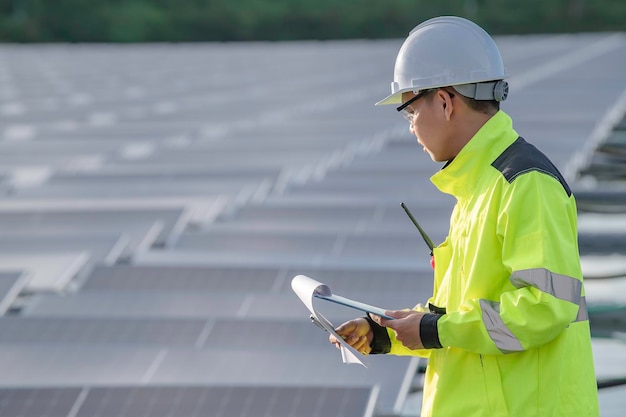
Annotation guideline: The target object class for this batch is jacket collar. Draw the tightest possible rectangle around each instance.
[430,110,519,198]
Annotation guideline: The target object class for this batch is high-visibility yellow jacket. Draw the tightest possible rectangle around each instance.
[370,111,599,417]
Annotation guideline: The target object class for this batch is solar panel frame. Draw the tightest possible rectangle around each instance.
[0,271,29,315]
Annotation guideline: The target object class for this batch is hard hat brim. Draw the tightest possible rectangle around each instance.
[375,90,406,106]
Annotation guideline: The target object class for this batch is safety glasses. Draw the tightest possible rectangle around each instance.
[396,89,454,122]
[396,89,433,122]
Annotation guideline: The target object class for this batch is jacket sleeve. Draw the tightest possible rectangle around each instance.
[368,304,434,358]
[437,171,584,355]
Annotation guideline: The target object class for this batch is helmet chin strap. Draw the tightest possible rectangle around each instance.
[452,80,509,102]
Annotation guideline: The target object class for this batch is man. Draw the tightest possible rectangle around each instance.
[330,16,599,417]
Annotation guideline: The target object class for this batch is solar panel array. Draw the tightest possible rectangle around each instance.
[0,386,375,417]
[0,33,625,416]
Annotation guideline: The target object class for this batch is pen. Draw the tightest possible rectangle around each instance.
[310,314,328,332]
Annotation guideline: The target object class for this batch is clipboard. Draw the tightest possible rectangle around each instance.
[313,293,395,320]
[291,274,395,320]
[291,274,374,366]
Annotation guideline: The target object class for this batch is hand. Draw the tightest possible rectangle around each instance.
[329,318,373,355]
[370,310,426,350]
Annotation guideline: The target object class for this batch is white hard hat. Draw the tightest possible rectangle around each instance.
[376,16,508,106]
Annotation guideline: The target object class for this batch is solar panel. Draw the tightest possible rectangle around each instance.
[172,229,445,261]
[174,231,337,254]
[0,138,118,155]
[24,292,247,318]
[80,265,281,292]
[238,293,318,320]
[201,216,447,244]
[228,205,377,222]
[108,149,332,169]
[598,385,626,417]
[132,249,428,274]
[0,234,126,264]
[281,267,433,294]
[0,345,161,386]
[340,235,436,258]
[14,178,266,199]
[0,208,185,247]
[0,387,82,417]
[74,385,374,417]
[52,168,279,183]
[206,203,451,244]
[202,318,327,349]
[285,178,429,196]
[0,317,207,346]
[194,133,352,150]
[243,292,426,322]
[0,153,88,167]
[150,348,415,414]
[325,170,425,185]
[578,231,626,255]
[0,253,89,292]
[0,362,386,417]
[591,338,626,381]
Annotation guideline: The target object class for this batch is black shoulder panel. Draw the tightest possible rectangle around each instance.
[491,137,572,197]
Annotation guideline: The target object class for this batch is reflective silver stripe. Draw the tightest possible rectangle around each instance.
[510,268,582,305]
[480,295,589,354]
[576,296,589,322]
[479,299,524,353]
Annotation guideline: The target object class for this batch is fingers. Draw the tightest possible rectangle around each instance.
[353,336,368,351]
[328,319,357,347]
[329,330,367,349]
[346,333,366,350]
[327,318,372,355]
[386,310,414,319]
[334,320,357,336]
[337,333,371,354]
[369,313,383,327]
[370,309,417,325]
[375,311,426,350]
[369,311,396,327]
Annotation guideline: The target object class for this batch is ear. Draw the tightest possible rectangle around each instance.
[437,90,454,121]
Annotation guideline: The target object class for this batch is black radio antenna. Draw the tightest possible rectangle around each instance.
[401,202,435,255]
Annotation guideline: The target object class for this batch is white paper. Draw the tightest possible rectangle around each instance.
[291,274,367,367]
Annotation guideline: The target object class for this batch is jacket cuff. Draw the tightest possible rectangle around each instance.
[420,313,443,349]
[364,315,391,354]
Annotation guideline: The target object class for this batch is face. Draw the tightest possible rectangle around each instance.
[400,90,454,162]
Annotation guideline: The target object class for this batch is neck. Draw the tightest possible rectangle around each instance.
[448,110,497,158]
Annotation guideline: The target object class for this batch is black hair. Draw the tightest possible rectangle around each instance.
[458,95,500,115]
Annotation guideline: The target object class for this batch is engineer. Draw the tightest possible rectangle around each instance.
[330,16,599,417]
